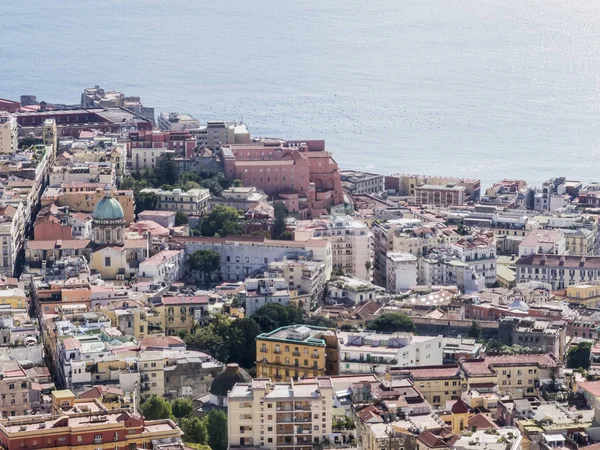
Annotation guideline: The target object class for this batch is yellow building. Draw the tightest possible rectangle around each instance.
[256,325,339,382]
[437,398,473,434]
[138,351,165,401]
[52,184,135,224]
[461,355,563,399]
[162,296,209,336]
[0,288,28,309]
[390,365,463,408]
[556,283,600,307]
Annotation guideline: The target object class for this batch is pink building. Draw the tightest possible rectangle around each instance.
[129,130,196,160]
[222,139,343,217]
[33,213,73,241]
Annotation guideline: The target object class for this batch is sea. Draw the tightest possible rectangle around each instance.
[2,0,600,188]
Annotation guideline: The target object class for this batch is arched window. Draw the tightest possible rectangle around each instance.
[105,229,111,242]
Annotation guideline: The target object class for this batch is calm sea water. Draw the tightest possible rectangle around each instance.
[2,0,600,188]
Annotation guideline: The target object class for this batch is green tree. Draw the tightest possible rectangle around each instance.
[171,397,194,419]
[140,395,173,420]
[184,444,211,450]
[155,157,179,186]
[228,318,262,368]
[181,416,208,444]
[175,211,189,226]
[233,179,243,187]
[135,192,158,214]
[18,136,42,149]
[183,181,201,191]
[271,202,289,239]
[303,316,337,328]
[251,303,304,331]
[367,313,415,333]
[188,250,221,286]
[206,410,228,450]
[567,341,592,370]
[467,320,482,339]
[201,205,242,237]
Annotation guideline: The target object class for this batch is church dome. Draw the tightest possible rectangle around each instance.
[93,197,125,221]
[209,363,252,397]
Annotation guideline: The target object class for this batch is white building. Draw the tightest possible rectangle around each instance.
[68,212,93,239]
[338,332,443,374]
[419,252,485,293]
[138,249,184,284]
[327,276,386,305]
[49,163,115,188]
[173,236,332,282]
[340,170,385,195]
[140,187,210,216]
[0,115,17,155]
[243,275,292,316]
[295,215,372,281]
[157,112,200,132]
[386,251,418,293]
[228,378,334,450]
[208,186,267,212]
[269,259,327,306]
[450,234,497,285]
[519,229,566,257]
[189,121,250,149]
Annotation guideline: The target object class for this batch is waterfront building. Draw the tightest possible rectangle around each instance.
[157,112,201,131]
[0,114,17,155]
[189,120,250,149]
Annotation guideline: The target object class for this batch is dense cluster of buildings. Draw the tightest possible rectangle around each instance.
[4,88,600,450]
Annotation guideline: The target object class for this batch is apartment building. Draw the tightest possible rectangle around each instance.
[149,187,210,215]
[49,163,115,188]
[390,364,463,408]
[515,254,600,290]
[450,234,497,285]
[243,275,292,316]
[295,215,371,280]
[459,354,562,399]
[518,229,566,257]
[228,377,334,450]
[371,218,435,288]
[340,170,385,194]
[160,295,209,336]
[138,249,184,284]
[138,350,165,401]
[386,251,418,293]
[170,235,332,282]
[0,390,181,450]
[268,259,327,306]
[208,186,267,212]
[415,184,466,207]
[157,112,200,131]
[0,115,17,154]
[47,183,135,224]
[189,120,250,149]
[499,317,566,356]
[130,129,196,169]
[256,325,339,382]
[386,174,480,200]
[338,332,443,374]
[0,204,25,277]
[564,228,596,256]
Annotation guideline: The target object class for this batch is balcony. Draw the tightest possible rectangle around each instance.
[94,439,103,444]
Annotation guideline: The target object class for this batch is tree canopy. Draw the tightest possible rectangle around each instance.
[175,211,189,226]
[467,320,482,339]
[367,313,415,333]
[567,341,592,370]
[200,205,242,237]
[171,397,194,419]
[140,395,173,420]
[206,410,228,450]
[271,202,289,240]
[181,416,208,444]
[187,250,221,285]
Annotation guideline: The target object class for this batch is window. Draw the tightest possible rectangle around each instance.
[105,257,111,267]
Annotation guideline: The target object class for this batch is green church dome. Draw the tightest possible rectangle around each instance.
[93,196,125,221]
